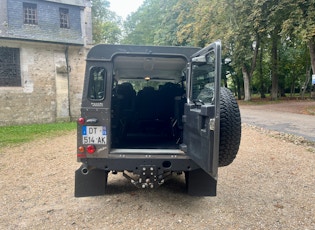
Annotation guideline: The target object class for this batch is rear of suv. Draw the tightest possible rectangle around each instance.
[75,41,241,197]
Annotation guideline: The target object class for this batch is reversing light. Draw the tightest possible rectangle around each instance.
[78,117,85,125]
[87,145,96,154]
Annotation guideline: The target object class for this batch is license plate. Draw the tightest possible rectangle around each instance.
[82,126,107,144]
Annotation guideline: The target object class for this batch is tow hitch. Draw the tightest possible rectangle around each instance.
[123,165,169,189]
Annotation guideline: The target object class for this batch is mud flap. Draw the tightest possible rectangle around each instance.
[75,166,108,197]
[185,168,217,196]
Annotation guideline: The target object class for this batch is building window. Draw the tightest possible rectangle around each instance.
[23,3,38,25]
[60,8,70,28]
[0,47,21,87]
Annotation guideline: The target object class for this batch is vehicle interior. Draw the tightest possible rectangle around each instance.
[111,55,188,149]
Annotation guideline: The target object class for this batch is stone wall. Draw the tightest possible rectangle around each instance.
[0,39,87,126]
[67,46,88,119]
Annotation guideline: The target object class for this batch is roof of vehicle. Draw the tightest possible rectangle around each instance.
[87,44,201,61]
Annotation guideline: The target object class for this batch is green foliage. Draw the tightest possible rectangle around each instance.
[174,0,199,46]
[0,122,76,148]
[91,0,122,44]
[122,0,180,45]
[118,0,315,100]
[281,0,315,42]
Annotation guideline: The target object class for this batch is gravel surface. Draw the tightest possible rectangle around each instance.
[0,123,314,229]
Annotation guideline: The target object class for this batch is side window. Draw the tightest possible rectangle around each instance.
[190,51,216,104]
[0,47,21,87]
[88,67,106,100]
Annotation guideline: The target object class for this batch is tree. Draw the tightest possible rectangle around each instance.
[282,0,315,95]
[225,0,262,101]
[175,0,200,46]
[122,0,180,45]
[174,0,247,98]
[154,0,182,45]
[262,0,291,100]
[252,41,270,98]
[121,0,314,100]
[91,0,122,44]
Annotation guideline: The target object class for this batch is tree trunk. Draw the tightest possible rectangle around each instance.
[290,73,296,98]
[309,37,315,74]
[242,65,251,101]
[301,66,311,99]
[309,37,315,98]
[237,74,242,100]
[271,34,279,100]
[259,43,265,98]
[241,34,260,101]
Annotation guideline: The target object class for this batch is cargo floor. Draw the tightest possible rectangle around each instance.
[115,133,180,149]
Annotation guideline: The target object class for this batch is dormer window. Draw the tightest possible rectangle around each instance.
[23,3,37,25]
[60,8,70,29]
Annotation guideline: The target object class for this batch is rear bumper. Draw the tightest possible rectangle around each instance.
[79,155,199,173]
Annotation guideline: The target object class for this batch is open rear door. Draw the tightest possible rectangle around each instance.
[182,41,221,178]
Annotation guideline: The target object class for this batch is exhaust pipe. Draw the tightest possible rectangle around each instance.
[81,165,95,175]
[81,167,89,175]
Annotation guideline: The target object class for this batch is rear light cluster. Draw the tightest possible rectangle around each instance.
[77,117,96,157]
[77,145,86,158]
[77,145,96,155]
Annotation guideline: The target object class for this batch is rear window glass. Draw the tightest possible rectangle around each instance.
[191,51,216,104]
[88,67,106,100]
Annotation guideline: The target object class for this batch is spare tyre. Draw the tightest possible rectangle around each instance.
[219,87,241,167]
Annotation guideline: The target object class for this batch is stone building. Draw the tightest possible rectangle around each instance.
[0,0,92,125]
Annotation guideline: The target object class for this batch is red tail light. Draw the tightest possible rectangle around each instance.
[78,117,85,125]
[87,145,96,154]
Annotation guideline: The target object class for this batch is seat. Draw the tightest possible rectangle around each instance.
[136,86,157,121]
[116,82,136,112]
[113,82,136,138]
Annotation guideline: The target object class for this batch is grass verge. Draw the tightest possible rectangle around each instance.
[0,122,76,149]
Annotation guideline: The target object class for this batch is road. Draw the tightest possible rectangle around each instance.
[240,105,315,142]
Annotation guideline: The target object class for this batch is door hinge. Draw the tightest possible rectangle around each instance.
[209,119,215,131]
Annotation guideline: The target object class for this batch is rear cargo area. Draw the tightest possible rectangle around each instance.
[111,81,186,149]
[110,55,188,149]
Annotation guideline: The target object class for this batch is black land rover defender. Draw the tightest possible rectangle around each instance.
[75,41,241,197]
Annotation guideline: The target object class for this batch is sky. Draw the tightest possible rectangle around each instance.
[108,0,144,19]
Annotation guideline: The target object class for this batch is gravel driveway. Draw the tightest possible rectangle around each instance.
[0,102,314,229]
